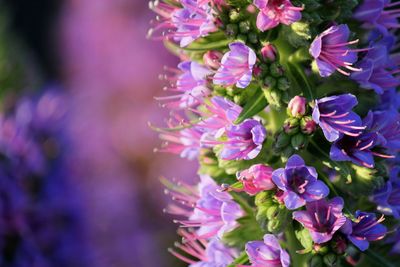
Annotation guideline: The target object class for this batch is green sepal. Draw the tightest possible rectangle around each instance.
[234,87,268,124]
[294,225,313,253]
[222,215,264,249]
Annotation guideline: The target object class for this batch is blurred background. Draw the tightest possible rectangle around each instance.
[0,0,197,266]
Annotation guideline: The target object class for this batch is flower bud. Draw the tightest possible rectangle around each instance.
[248,32,258,44]
[323,253,338,267]
[283,118,299,135]
[239,20,251,33]
[270,62,284,77]
[264,76,277,88]
[275,132,291,149]
[288,96,307,117]
[300,116,317,134]
[277,77,290,91]
[309,255,324,267]
[225,24,238,38]
[237,164,275,195]
[203,50,223,70]
[261,43,278,62]
[291,133,307,150]
[263,88,283,109]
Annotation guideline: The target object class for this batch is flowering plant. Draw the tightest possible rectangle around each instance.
[150,0,400,266]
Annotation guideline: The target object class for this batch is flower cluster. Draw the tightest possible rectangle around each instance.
[151,0,400,266]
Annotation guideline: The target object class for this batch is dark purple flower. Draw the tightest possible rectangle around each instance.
[253,0,303,32]
[354,0,400,37]
[341,211,387,251]
[213,42,257,88]
[312,94,365,142]
[149,0,217,47]
[170,230,238,267]
[156,61,212,109]
[372,167,400,218]
[351,38,400,94]
[219,119,266,160]
[245,234,290,267]
[309,25,363,77]
[272,155,329,210]
[293,197,347,244]
[363,110,400,153]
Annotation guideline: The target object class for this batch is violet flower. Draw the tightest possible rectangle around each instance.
[219,119,267,160]
[354,0,400,37]
[272,155,329,210]
[170,230,237,267]
[236,164,275,195]
[341,211,387,251]
[351,39,400,94]
[372,167,400,218]
[312,94,365,142]
[244,234,291,267]
[174,175,244,239]
[213,42,257,88]
[253,0,303,32]
[149,0,217,47]
[156,61,212,109]
[309,24,364,77]
[293,197,347,244]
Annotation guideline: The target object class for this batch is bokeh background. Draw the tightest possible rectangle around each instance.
[0,0,197,266]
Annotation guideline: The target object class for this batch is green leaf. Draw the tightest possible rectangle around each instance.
[234,87,268,124]
[294,226,313,253]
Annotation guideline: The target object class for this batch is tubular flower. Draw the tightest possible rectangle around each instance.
[148,0,217,47]
[293,197,347,244]
[213,42,257,88]
[309,24,364,77]
[272,155,329,210]
[174,175,244,239]
[198,96,242,139]
[372,167,400,218]
[354,0,400,36]
[242,234,291,267]
[156,61,212,109]
[253,0,303,32]
[219,119,267,160]
[312,94,365,142]
[236,164,275,195]
[169,230,237,267]
[341,211,387,251]
[351,38,400,94]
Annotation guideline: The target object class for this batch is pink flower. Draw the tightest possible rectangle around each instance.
[288,96,307,117]
[237,164,275,195]
[253,0,303,32]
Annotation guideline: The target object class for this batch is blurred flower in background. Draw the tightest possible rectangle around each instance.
[0,0,197,266]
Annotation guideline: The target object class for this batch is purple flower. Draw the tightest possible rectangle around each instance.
[309,25,363,77]
[372,167,400,218]
[157,61,212,109]
[245,234,290,267]
[170,231,237,267]
[312,94,365,142]
[253,0,303,32]
[149,0,216,47]
[213,42,257,88]
[363,110,400,153]
[354,0,400,37]
[219,119,266,160]
[198,96,242,139]
[178,175,244,239]
[293,197,347,244]
[272,155,329,210]
[341,211,387,251]
[237,164,275,195]
[351,39,400,94]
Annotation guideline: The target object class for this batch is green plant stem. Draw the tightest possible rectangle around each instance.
[364,249,395,267]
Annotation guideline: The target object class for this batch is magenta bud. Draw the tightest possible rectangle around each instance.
[237,164,275,195]
[288,96,307,117]
[253,66,262,77]
[261,43,277,62]
[301,116,317,135]
[203,50,223,70]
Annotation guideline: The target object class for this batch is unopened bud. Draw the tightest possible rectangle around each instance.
[288,96,307,117]
[301,116,317,134]
[264,88,283,109]
[323,253,338,267]
[309,255,324,267]
[270,62,284,77]
[203,50,223,70]
[264,76,277,88]
[291,133,307,150]
[261,43,278,62]
[275,132,291,149]
[277,77,290,91]
[225,24,238,38]
[239,20,251,33]
[283,118,299,135]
